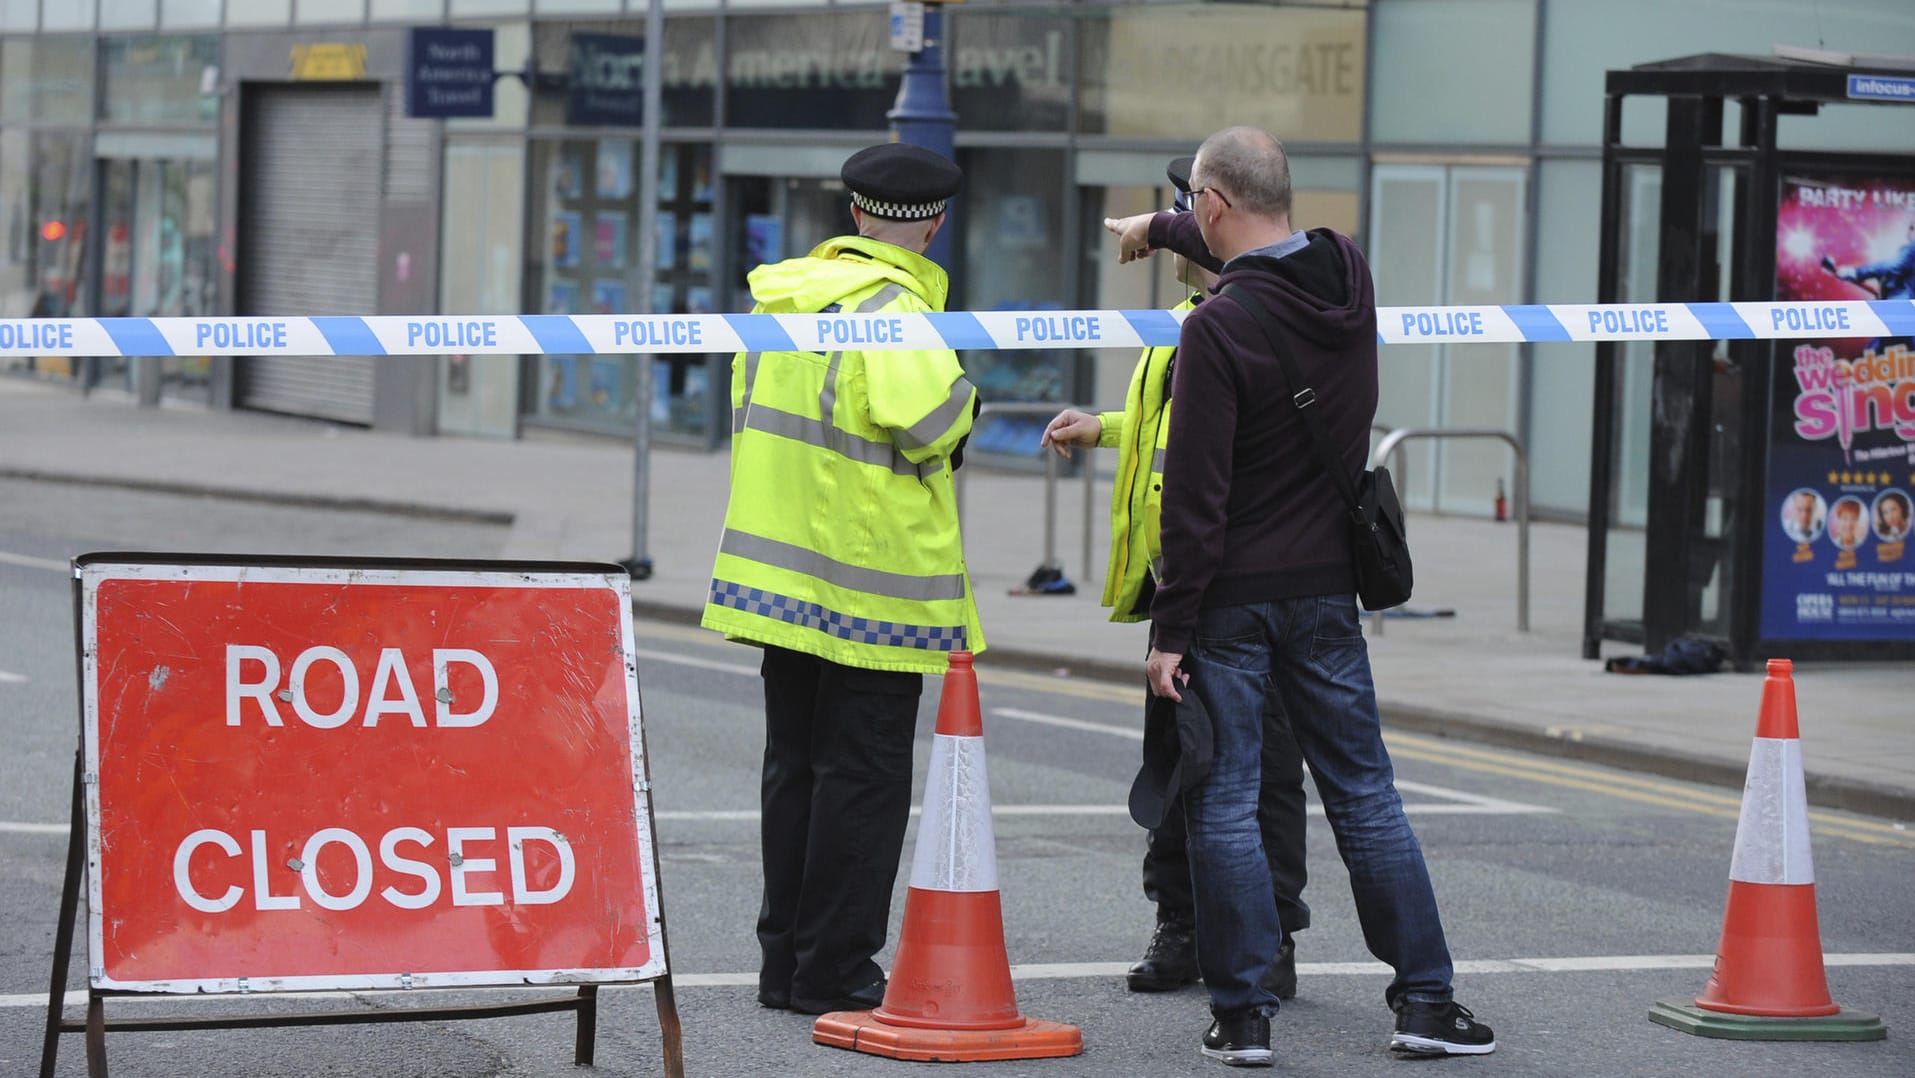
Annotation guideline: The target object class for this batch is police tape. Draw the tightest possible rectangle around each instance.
[4,299,1912,357]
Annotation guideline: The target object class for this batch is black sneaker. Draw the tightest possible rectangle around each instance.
[1390,999,1496,1055]
[1201,1011,1273,1067]
[1126,915,1199,992]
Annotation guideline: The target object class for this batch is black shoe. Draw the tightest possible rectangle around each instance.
[788,977,886,1015]
[1201,1011,1273,1067]
[1127,915,1199,992]
[1390,999,1497,1056]
[756,986,790,1010]
[1260,937,1297,1001]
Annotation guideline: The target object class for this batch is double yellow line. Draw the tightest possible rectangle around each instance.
[637,626,1914,850]
[970,665,1912,850]
[1384,732,1914,849]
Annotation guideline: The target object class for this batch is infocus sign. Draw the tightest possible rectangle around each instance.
[567,33,645,127]
[1848,74,1915,103]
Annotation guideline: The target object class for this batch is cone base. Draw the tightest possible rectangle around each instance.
[813,1009,1084,1061]
[1649,999,1886,1042]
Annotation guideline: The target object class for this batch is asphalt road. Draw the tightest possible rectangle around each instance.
[2,478,1910,1077]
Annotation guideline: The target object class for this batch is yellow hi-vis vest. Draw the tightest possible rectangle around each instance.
[701,236,986,675]
[1096,294,1196,623]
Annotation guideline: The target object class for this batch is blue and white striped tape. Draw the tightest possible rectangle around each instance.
[4,300,1911,357]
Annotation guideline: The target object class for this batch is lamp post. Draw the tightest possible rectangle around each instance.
[623,0,666,581]
[887,1,957,271]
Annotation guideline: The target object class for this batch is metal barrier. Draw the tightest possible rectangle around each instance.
[956,402,1099,590]
[1370,427,1529,634]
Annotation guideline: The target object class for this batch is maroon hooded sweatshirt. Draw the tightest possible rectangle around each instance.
[1145,211,1379,655]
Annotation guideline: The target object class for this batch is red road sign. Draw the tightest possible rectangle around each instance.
[78,560,665,993]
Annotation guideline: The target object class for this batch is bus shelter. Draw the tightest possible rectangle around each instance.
[1583,51,1915,670]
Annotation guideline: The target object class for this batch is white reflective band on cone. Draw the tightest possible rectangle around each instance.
[909,733,999,893]
[1728,737,1815,886]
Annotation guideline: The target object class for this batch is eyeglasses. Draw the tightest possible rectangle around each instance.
[1190,185,1232,209]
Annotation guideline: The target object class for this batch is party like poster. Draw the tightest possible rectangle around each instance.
[1761,173,1915,641]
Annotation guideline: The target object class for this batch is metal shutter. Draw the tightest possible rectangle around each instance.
[237,84,382,424]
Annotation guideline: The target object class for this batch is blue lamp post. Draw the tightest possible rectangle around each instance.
[888,1,957,271]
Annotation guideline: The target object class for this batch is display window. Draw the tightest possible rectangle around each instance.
[526,138,717,439]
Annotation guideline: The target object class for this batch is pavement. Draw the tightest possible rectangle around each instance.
[3,374,1910,821]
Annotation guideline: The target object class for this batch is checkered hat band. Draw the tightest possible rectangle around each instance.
[851,192,947,220]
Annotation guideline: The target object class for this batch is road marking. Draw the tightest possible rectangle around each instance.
[8,953,1912,1008]
[989,707,1555,816]
[626,634,1911,841]
[0,670,27,684]
[0,549,67,573]
[0,821,65,835]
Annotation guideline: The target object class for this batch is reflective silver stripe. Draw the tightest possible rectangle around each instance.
[820,285,905,424]
[740,403,937,478]
[720,529,966,602]
[733,352,761,435]
[895,376,976,452]
[1151,448,1166,475]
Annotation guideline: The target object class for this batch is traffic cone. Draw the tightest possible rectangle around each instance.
[1648,659,1885,1041]
[812,652,1083,1061]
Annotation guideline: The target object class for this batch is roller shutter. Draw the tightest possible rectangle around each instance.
[237,84,382,423]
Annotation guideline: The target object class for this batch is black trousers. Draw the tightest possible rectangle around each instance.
[1142,689,1311,940]
[757,645,923,1001]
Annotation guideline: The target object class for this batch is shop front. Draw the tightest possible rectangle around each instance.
[93,34,221,404]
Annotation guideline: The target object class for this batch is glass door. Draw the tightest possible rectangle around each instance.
[1368,163,1527,515]
[97,156,217,402]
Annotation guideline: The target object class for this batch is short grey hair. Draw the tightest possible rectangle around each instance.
[1193,126,1292,219]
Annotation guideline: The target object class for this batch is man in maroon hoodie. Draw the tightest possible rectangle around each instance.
[1105,126,1495,1067]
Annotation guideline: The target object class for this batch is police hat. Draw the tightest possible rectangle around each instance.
[1167,155,1197,214]
[842,143,962,221]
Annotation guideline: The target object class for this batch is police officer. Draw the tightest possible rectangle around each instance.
[1042,155,1308,1001]
[703,142,985,1016]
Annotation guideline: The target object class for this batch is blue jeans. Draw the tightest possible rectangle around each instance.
[1181,594,1455,1017]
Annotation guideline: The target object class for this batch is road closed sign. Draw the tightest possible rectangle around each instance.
[76,557,667,993]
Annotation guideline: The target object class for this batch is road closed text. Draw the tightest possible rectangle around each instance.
[173,825,576,913]
[226,644,497,727]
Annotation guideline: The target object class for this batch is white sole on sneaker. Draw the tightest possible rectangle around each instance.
[1390,1033,1497,1055]
[1201,1046,1274,1066]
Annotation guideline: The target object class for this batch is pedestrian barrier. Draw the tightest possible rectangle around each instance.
[43,554,684,1078]
[1646,659,1886,1042]
[2,298,1908,356]
[1369,427,1529,634]
[956,401,1099,595]
[812,652,1083,1062]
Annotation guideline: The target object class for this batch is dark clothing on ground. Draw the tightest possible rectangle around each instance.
[1145,212,1379,655]
[756,645,922,1003]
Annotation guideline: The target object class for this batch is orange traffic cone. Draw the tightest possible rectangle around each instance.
[812,652,1083,1061]
[1648,659,1885,1041]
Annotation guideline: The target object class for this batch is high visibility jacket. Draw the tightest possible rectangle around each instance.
[1097,294,1197,623]
[701,236,985,674]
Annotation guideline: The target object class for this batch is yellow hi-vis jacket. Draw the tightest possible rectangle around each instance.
[701,235,985,675]
[1096,294,1197,623]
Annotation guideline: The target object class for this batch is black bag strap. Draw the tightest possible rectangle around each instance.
[1219,282,1365,522]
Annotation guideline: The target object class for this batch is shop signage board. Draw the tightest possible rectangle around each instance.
[567,33,646,127]
[75,556,666,992]
[407,28,495,119]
